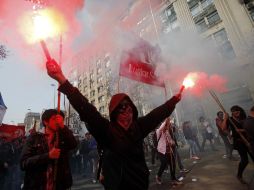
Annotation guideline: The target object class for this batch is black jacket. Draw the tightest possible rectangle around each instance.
[243,116,254,155]
[20,127,77,190]
[59,81,179,190]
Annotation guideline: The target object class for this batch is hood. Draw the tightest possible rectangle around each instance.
[109,93,138,121]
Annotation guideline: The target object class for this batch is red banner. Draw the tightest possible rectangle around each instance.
[119,58,165,87]
[0,124,25,141]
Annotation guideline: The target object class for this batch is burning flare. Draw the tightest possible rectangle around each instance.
[183,76,195,89]
[19,7,67,43]
[179,72,197,94]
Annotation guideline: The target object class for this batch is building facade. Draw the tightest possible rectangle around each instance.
[69,0,254,128]
[24,112,40,135]
[154,0,254,123]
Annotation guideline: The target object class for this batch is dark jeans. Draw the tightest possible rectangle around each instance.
[201,133,216,151]
[236,143,253,178]
[174,147,184,170]
[220,134,233,158]
[82,154,93,176]
[193,136,202,152]
[150,147,157,165]
[157,152,176,180]
[71,155,82,175]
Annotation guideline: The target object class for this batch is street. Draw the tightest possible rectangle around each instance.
[72,145,254,190]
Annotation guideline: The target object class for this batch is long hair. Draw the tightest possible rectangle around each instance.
[230,105,247,121]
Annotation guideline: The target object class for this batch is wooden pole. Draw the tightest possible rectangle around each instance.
[208,90,252,153]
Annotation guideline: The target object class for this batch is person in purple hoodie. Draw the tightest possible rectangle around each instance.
[46,59,181,190]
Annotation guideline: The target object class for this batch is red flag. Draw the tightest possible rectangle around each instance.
[119,57,165,87]
[0,124,25,142]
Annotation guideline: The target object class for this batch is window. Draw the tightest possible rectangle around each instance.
[90,80,94,88]
[97,76,103,83]
[91,100,95,105]
[251,10,254,21]
[214,29,227,45]
[84,85,88,92]
[99,106,105,113]
[207,11,220,26]
[78,77,82,88]
[196,19,207,32]
[213,29,235,59]
[165,6,177,23]
[190,4,201,17]
[90,72,94,80]
[96,59,101,67]
[97,67,102,74]
[106,70,111,78]
[104,56,110,68]
[201,0,213,9]
[245,1,254,21]
[90,90,95,97]
[220,41,235,59]
[98,86,103,93]
[98,95,105,103]
[161,5,179,33]
[83,77,87,84]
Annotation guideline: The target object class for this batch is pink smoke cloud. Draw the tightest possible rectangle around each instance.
[185,72,228,97]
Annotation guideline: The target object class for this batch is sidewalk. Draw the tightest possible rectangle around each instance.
[148,145,254,190]
[72,145,254,190]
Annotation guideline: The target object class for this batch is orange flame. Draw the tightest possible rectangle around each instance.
[19,8,67,44]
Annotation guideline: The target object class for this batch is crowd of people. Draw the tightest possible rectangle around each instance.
[0,137,25,190]
[0,57,253,190]
[0,106,253,190]
[70,132,99,182]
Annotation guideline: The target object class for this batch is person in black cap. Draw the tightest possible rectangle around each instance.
[45,59,181,190]
[20,109,77,190]
[221,105,252,184]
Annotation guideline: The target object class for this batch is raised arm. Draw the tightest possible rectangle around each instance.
[219,112,229,132]
[46,59,110,144]
[137,95,181,137]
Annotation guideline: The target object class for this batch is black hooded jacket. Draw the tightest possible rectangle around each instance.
[20,127,77,190]
[59,81,179,190]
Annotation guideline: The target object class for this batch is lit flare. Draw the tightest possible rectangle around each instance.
[19,8,67,43]
[179,72,197,94]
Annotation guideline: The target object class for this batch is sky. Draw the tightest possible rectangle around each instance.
[0,0,233,125]
[0,0,87,124]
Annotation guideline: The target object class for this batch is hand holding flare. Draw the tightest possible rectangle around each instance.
[46,59,66,85]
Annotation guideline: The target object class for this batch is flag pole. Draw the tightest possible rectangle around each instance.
[57,35,62,112]
[53,35,62,190]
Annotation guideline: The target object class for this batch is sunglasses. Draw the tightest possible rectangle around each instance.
[117,102,132,111]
